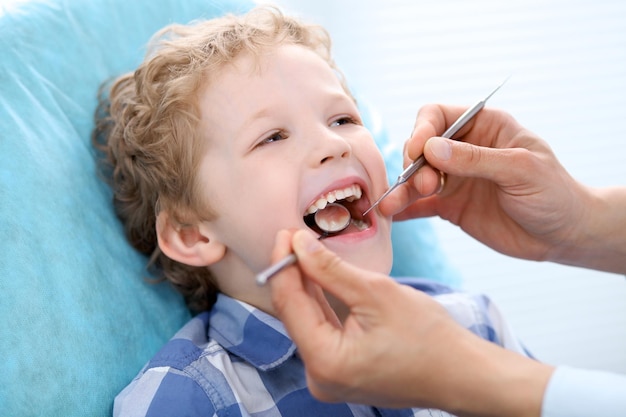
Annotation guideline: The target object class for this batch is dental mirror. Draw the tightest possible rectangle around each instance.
[314,202,351,235]
[255,203,351,286]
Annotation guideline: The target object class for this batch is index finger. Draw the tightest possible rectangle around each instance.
[407,104,467,161]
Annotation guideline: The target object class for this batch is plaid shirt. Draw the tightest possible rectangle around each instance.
[114,278,530,417]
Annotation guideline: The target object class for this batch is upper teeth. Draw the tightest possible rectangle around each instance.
[306,184,362,215]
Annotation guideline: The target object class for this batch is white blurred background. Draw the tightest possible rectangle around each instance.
[261,0,626,373]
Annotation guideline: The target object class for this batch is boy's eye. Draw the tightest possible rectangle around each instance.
[259,130,288,146]
[330,116,358,127]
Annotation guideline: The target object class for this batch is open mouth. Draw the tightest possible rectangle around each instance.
[303,184,372,236]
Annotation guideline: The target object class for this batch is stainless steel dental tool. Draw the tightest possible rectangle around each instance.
[362,78,509,217]
[256,203,351,286]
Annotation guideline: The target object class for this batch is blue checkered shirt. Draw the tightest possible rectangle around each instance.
[114,278,531,417]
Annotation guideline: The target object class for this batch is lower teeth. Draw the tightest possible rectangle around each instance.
[352,218,368,231]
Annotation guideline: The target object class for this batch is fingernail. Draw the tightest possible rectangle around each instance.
[429,137,452,161]
[295,230,323,253]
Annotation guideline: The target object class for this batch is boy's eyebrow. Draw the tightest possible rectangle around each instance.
[241,106,272,129]
[234,106,273,143]
[328,91,356,106]
[329,92,361,113]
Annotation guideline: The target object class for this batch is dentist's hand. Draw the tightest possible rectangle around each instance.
[269,229,551,417]
[378,105,626,273]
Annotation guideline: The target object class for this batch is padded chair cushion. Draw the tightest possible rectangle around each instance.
[0,0,251,415]
[0,0,459,415]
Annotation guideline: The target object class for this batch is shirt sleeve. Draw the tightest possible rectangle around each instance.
[542,366,626,417]
[434,291,532,357]
[114,366,217,417]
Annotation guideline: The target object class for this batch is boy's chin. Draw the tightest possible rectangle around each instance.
[340,231,393,273]
[340,253,393,275]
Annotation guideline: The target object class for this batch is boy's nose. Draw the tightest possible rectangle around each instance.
[314,130,352,166]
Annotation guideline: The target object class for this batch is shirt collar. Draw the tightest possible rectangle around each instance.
[208,293,296,371]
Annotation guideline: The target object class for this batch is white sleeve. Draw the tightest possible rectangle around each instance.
[542,366,626,417]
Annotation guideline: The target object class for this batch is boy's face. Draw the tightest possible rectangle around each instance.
[196,44,392,310]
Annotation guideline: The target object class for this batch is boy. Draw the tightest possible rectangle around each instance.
[94,6,531,417]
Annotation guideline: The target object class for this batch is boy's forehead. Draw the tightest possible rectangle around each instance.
[234,44,332,78]
[200,44,347,103]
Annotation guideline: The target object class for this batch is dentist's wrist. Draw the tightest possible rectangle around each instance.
[444,335,553,417]
[549,186,626,274]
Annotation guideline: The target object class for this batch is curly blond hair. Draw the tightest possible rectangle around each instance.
[92,6,348,313]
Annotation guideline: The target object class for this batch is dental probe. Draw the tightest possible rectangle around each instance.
[362,78,509,217]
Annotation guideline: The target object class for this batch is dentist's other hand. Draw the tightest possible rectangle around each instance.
[269,229,552,417]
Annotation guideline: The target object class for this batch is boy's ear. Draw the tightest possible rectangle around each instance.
[156,212,226,267]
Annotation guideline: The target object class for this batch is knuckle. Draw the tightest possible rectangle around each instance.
[462,140,484,165]
[510,146,541,172]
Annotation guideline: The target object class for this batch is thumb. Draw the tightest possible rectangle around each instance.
[424,137,513,182]
[292,230,375,307]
